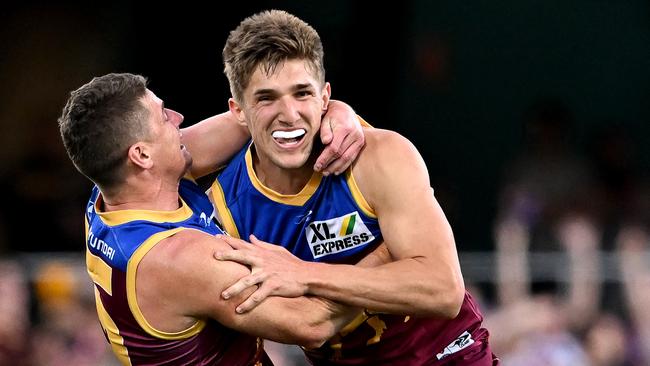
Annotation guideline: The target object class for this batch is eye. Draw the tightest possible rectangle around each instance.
[296,90,311,97]
[256,95,274,104]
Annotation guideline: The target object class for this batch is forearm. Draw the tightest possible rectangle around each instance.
[181,112,250,178]
[235,295,359,348]
[305,258,464,317]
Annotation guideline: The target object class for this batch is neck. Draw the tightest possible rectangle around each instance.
[252,151,318,195]
[102,174,181,212]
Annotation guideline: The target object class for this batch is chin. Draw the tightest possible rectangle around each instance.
[275,155,310,170]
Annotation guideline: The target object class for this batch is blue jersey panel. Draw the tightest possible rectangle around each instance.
[86,178,224,271]
[215,145,382,264]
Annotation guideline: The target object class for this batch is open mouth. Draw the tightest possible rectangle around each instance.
[272,129,306,146]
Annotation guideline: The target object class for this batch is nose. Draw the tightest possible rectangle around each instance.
[167,108,184,127]
[277,97,300,124]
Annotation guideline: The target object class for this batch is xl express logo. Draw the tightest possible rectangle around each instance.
[306,211,374,259]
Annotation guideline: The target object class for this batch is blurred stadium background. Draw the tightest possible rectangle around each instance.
[1,1,649,365]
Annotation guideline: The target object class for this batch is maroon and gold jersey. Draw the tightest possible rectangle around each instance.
[212,146,495,365]
[304,294,491,365]
[85,179,270,365]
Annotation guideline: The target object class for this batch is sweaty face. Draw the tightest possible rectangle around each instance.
[143,90,191,178]
[236,59,330,172]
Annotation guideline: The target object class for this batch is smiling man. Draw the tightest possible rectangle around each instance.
[210,10,498,366]
[58,72,372,365]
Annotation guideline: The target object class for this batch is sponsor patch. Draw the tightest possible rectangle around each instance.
[306,212,374,259]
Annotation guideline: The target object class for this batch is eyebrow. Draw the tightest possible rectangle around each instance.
[253,89,277,96]
[294,83,313,90]
[253,83,315,96]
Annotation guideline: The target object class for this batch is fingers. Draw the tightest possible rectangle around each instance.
[221,271,276,314]
[217,234,249,250]
[315,116,365,175]
[319,116,334,145]
[233,284,273,313]
[320,135,364,176]
[315,118,340,172]
[213,248,254,265]
[249,234,281,250]
[221,271,265,301]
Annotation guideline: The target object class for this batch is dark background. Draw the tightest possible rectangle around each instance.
[1,0,648,254]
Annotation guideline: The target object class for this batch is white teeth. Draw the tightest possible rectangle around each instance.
[272,129,305,139]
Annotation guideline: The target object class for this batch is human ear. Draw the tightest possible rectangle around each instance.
[321,82,331,111]
[127,143,153,169]
[228,98,248,127]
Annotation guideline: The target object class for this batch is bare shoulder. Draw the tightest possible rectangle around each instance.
[356,129,423,175]
[361,128,418,158]
[353,129,429,203]
[144,229,228,269]
[137,229,251,304]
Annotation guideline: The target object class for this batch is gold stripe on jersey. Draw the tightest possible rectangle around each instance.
[126,228,207,340]
[183,173,197,183]
[345,171,377,218]
[95,194,194,226]
[245,146,322,206]
[87,248,113,295]
[209,181,241,239]
[357,115,373,127]
[95,287,132,365]
[84,216,89,242]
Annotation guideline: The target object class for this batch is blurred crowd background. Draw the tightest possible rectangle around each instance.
[1,1,649,365]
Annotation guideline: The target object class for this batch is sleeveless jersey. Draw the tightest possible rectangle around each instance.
[210,145,490,365]
[85,178,269,366]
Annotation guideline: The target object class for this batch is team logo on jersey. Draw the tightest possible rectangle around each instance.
[199,210,216,228]
[436,331,474,360]
[305,211,374,259]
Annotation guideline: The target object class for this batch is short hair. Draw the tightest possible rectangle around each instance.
[223,10,325,103]
[58,73,150,188]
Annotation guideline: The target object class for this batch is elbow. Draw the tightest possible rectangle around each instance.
[295,323,335,349]
[425,278,465,319]
[440,280,465,319]
[443,285,465,319]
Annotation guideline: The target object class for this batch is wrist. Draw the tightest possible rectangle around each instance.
[302,261,328,295]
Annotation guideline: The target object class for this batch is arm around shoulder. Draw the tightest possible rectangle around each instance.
[181,112,250,178]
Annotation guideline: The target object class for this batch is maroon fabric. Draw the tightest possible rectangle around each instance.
[95,269,266,366]
[305,292,492,365]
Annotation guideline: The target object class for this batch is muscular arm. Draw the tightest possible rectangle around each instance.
[304,129,465,317]
[182,112,250,179]
[220,129,465,317]
[136,229,359,348]
[181,100,365,178]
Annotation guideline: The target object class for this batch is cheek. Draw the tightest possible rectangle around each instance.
[251,105,273,122]
[248,110,273,134]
